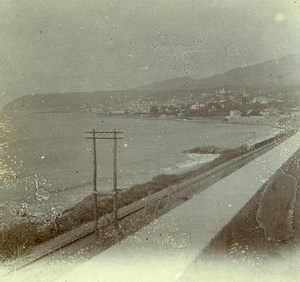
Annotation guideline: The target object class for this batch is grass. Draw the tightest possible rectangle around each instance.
[0,223,38,261]
[0,133,285,261]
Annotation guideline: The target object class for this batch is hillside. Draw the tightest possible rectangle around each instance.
[135,76,200,91]
[138,54,300,91]
[2,90,146,114]
[196,54,300,89]
[3,54,300,113]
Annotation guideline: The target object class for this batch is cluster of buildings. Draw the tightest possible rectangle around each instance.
[86,88,298,121]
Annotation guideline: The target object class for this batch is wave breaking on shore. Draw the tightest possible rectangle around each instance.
[161,153,219,174]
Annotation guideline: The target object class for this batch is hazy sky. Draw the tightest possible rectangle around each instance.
[0,0,299,106]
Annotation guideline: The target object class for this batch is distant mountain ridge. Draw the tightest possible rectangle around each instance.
[136,54,300,91]
[3,54,300,113]
[135,76,200,91]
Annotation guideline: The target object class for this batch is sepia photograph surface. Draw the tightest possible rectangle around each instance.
[0,1,300,281]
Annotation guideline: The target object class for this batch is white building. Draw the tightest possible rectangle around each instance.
[253,96,268,104]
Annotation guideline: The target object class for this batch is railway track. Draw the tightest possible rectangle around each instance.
[0,132,289,276]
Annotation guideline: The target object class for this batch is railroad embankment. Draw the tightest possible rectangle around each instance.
[0,132,285,264]
[55,132,300,282]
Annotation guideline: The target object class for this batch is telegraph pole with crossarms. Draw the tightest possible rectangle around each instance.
[85,129,123,237]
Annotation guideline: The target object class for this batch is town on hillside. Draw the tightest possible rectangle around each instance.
[83,87,299,124]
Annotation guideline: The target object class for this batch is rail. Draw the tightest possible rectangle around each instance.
[5,132,285,272]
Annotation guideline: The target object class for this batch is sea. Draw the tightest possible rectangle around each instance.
[0,112,280,198]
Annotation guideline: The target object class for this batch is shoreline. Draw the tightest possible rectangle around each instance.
[0,130,285,265]
[160,153,220,175]
[0,112,283,231]
[2,110,279,129]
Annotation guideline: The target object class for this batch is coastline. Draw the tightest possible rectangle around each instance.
[0,111,282,230]
[2,109,280,129]
[160,153,220,175]
[0,130,285,265]
[95,113,280,129]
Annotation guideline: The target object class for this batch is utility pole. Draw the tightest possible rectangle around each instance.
[85,129,99,238]
[113,129,118,226]
[85,129,123,236]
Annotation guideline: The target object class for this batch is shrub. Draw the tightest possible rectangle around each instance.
[0,222,38,261]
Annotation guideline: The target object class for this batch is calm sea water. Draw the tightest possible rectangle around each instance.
[0,112,279,194]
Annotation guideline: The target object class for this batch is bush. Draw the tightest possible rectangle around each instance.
[0,222,38,261]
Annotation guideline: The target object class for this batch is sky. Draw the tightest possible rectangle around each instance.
[0,0,299,106]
